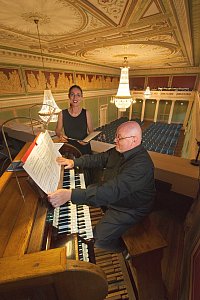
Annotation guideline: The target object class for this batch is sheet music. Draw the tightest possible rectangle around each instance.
[90,140,115,153]
[82,131,101,143]
[54,143,64,151]
[66,131,101,143]
[23,131,62,194]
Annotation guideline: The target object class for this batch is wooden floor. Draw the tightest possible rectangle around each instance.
[140,122,191,299]
[90,205,188,300]
[150,210,185,300]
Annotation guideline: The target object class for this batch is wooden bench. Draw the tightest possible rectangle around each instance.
[122,216,167,300]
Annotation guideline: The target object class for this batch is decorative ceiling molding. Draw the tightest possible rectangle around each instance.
[170,0,193,65]
[188,0,200,66]
[141,0,162,19]
[86,0,128,25]
[0,48,119,74]
[0,0,198,74]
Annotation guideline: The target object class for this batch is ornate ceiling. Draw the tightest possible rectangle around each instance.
[0,0,199,75]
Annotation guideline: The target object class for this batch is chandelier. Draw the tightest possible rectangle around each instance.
[39,90,60,123]
[34,19,61,123]
[111,57,133,112]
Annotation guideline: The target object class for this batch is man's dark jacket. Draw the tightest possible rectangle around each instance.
[71,145,155,215]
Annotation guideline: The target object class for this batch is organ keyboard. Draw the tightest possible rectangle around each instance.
[0,143,108,300]
[49,168,94,262]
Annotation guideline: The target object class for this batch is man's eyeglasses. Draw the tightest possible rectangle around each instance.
[115,135,135,141]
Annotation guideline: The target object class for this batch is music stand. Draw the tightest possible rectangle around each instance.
[1,116,46,200]
[29,103,56,131]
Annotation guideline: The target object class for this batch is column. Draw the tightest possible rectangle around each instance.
[141,99,146,122]
[183,100,193,129]
[168,100,175,124]
[129,102,133,120]
[153,99,160,123]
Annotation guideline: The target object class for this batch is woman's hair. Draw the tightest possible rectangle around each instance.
[68,85,83,97]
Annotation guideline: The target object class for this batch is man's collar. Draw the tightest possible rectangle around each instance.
[121,144,143,160]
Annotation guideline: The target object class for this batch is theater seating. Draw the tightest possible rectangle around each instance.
[142,122,182,155]
[94,119,182,157]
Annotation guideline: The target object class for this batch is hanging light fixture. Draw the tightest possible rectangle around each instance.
[144,86,151,99]
[34,18,61,123]
[111,57,133,112]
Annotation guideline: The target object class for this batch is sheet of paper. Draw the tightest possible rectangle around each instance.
[90,140,115,153]
[82,131,101,143]
[54,143,64,151]
[23,130,62,194]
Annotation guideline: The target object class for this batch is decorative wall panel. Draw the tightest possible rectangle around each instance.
[130,75,198,91]
[0,68,25,94]
[0,66,119,99]
[171,75,197,90]
[75,73,86,89]
[147,76,170,89]
[85,74,97,90]
[102,76,119,89]
[95,75,103,89]
[130,77,145,90]
[24,69,74,93]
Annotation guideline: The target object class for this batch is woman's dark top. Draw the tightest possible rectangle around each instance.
[62,108,92,155]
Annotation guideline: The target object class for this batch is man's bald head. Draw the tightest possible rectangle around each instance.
[118,121,142,141]
[115,121,142,153]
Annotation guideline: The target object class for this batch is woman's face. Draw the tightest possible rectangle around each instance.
[69,87,82,107]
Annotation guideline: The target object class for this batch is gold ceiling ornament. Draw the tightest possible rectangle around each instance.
[34,18,61,123]
[111,57,133,112]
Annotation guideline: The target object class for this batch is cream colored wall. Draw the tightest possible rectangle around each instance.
[182,92,200,159]
[0,94,118,131]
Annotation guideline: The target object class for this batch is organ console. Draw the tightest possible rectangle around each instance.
[0,143,108,300]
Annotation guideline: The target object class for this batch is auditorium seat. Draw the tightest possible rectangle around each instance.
[94,117,130,144]
[142,122,182,156]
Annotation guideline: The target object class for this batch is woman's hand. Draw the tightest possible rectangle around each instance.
[77,140,88,145]
[56,157,74,169]
[59,135,68,142]
[48,189,72,208]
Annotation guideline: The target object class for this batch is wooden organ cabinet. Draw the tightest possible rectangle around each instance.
[0,143,108,300]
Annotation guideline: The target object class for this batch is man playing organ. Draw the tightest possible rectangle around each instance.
[48,121,155,253]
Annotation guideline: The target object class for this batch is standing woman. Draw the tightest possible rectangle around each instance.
[55,85,93,155]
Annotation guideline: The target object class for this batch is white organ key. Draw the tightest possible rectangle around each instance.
[79,173,86,188]
[69,169,75,189]
[53,169,93,239]
[53,207,60,227]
